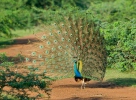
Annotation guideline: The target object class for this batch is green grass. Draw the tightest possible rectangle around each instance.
[11,28,35,37]
[105,68,136,87]
[11,25,45,37]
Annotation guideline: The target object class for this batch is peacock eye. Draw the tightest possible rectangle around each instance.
[70,34,73,37]
[31,52,36,56]
[47,41,51,45]
[68,39,70,42]
[61,37,65,41]
[58,46,62,49]
[54,40,57,43]
[39,45,44,49]
[52,47,56,51]
[32,60,36,64]
[25,58,29,62]
[49,32,53,36]
[57,31,61,34]
[45,50,49,54]
[38,54,42,58]
[41,35,46,39]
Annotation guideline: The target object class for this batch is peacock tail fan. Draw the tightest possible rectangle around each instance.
[23,15,107,81]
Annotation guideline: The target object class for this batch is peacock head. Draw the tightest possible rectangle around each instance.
[73,60,77,63]
[73,56,81,62]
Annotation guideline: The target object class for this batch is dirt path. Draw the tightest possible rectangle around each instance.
[51,78,136,100]
[0,35,136,100]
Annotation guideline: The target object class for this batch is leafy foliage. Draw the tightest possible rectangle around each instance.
[0,0,90,37]
[0,0,135,74]
[0,53,52,99]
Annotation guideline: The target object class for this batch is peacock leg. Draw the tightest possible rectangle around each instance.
[84,82,86,89]
[81,78,85,89]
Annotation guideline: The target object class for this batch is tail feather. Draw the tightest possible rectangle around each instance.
[23,15,107,81]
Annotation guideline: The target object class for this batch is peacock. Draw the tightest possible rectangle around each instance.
[24,15,107,89]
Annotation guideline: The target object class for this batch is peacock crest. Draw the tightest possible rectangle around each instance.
[23,15,107,84]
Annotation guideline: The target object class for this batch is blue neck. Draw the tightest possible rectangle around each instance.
[74,61,82,77]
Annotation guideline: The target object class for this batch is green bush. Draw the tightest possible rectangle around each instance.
[0,53,52,99]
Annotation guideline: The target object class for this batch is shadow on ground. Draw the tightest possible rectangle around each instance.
[0,37,38,49]
[106,78,136,87]
[53,78,136,89]
[14,38,38,44]
[63,97,103,100]
[59,96,128,100]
